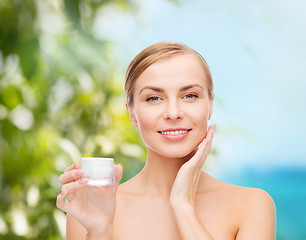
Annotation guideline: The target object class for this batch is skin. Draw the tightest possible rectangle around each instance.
[57,54,276,240]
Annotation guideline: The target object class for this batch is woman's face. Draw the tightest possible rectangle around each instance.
[128,54,213,159]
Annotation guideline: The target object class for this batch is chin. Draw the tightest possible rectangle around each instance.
[151,144,199,160]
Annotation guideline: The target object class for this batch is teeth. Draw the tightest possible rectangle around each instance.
[161,130,188,135]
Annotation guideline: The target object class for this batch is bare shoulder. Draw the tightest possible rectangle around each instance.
[203,173,275,208]
[215,177,275,218]
[240,186,275,209]
[226,182,275,207]
[207,176,276,239]
[235,186,276,239]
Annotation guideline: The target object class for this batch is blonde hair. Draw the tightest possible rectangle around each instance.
[125,41,214,107]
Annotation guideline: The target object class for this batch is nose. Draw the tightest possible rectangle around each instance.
[162,100,184,120]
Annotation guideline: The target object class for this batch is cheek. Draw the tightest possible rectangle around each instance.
[185,105,209,140]
[196,114,209,135]
[187,104,209,123]
[135,107,158,130]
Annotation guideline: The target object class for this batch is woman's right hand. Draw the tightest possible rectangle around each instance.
[56,162,123,235]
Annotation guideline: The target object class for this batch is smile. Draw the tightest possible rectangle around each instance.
[158,129,192,141]
[160,130,188,135]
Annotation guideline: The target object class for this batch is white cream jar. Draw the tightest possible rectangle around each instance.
[81,157,115,186]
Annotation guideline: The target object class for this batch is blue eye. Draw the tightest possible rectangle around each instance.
[146,96,160,102]
[184,94,198,99]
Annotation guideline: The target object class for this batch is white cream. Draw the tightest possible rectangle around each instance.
[81,157,115,186]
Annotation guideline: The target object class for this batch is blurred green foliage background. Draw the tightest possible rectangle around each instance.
[0,0,150,239]
[1,0,302,239]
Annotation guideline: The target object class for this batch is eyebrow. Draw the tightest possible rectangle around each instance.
[139,84,204,95]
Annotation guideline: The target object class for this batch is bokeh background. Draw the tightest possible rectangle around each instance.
[0,0,305,239]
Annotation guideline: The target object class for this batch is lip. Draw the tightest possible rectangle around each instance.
[158,128,191,132]
[158,128,192,142]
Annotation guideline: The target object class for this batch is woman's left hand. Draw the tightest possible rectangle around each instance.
[170,124,215,208]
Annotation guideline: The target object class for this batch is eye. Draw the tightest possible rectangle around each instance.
[184,93,198,99]
[146,96,160,102]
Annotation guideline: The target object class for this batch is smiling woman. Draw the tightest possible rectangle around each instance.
[128,52,213,159]
[56,41,276,240]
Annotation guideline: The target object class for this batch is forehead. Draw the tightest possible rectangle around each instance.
[135,54,208,90]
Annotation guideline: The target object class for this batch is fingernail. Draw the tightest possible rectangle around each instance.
[75,170,83,176]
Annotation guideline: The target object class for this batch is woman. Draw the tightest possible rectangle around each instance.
[57,41,276,240]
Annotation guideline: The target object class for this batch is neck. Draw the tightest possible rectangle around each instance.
[137,147,198,199]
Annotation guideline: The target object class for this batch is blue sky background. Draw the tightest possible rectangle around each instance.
[1,1,304,238]
[93,0,306,174]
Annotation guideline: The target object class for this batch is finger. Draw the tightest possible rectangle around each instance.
[189,124,215,168]
[62,178,88,201]
[203,124,215,154]
[59,169,84,184]
[56,188,69,213]
[188,140,208,167]
[64,162,80,173]
[198,124,214,147]
[195,125,215,172]
[56,189,82,220]
[203,124,215,142]
[200,124,215,151]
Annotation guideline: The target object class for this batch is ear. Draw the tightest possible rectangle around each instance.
[126,103,138,127]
